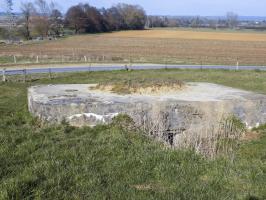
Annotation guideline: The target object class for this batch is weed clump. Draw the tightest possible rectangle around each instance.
[93,79,184,95]
[111,114,137,132]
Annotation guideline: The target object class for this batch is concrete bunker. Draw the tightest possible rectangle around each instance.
[28,83,266,153]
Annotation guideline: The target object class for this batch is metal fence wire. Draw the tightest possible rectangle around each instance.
[1,64,266,83]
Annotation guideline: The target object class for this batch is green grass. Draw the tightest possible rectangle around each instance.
[0,56,13,64]
[0,69,266,199]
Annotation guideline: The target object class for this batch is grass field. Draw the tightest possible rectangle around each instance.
[1,28,266,66]
[0,69,266,199]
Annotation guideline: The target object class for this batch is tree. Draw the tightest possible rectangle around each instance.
[33,0,52,37]
[226,12,238,29]
[209,19,218,29]
[103,6,124,31]
[5,0,15,41]
[20,2,35,40]
[116,4,147,30]
[49,9,64,36]
[35,0,50,17]
[5,0,13,11]
[191,16,201,28]
[64,3,147,34]
[65,4,109,34]
[83,4,105,33]
[65,4,87,34]
[147,16,168,28]
[0,27,9,39]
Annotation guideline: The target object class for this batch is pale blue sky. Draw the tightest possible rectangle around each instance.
[3,0,266,16]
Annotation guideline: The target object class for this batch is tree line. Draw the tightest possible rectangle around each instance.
[147,12,239,29]
[2,0,147,40]
[1,0,244,41]
[65,3,147,34]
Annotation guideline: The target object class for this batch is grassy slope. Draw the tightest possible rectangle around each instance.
[0,69,266,200]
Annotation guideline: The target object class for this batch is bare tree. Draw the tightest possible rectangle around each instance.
[5,0,15,41]
[209,19,218,29]
[65,5,87,34]
[35,0,50,17]
[102,6,123,31]
[83,4,108,33]
[33,0,55,37]
[191,16,201,28]
[226,12,238,29]
[21,2,35,40]
[49,9,64,36]
[64,3,147,33]
[65,4,109,34]
[116,3,147,30]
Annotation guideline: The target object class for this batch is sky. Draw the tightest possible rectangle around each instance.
[2,0,266,16]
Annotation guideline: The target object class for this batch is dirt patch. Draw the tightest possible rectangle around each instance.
[241,131,261,141]
[92,80,184,95]
[109,29,266,42]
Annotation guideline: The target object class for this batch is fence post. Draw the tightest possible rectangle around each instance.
[89,63,92,72]
[13,55,17,64]
[36,56,39,63]
[125,64,129,71]
[236,59,239,71]
[2,68,6,82]
[48,68,52,79]
[23,69,26,83]
[84,56,87,62]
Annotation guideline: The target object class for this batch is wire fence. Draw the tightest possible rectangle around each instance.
[0,54,128,66]
[1,68,54,82]
[2,53,266,67]
[2,63,266,83]
[0,65,132,82]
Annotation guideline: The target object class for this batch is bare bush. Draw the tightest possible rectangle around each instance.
[130,103,246,158]
[175,115,245,158]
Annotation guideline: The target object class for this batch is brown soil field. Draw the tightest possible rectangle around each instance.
[1,29,266,66]
[109,29,266,42]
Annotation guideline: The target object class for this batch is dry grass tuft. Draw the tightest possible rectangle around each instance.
[132,183,166,192]
[240,131,261,141]
[93,79,184,95]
